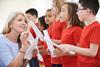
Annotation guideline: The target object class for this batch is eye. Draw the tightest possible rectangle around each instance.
[18,19,22,21]
[48,15,52,17]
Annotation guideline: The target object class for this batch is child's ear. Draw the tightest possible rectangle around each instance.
[87,8,92,14]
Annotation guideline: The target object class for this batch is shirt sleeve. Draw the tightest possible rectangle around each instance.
[90,25,100,45]
[0,43,13,66]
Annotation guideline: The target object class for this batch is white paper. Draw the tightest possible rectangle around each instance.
[43,30,54,54]
[28,32,35,45]
[43,30,59,48]
[44,36,55,54]
[43,30,60,57]
[24,37,38,60]
[43,30,50,38]
[29,21,44,41]
[37,52,43,62]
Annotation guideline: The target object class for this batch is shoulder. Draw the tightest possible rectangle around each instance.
[91,21,100,30]
[90,21,100,28]
[0,34,10,48]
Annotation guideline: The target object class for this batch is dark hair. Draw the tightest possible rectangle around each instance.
[17,35,21,49]
[25,8,38,18]
[64,2,85,28]
[38,16,49,30]
[79,0,99,15]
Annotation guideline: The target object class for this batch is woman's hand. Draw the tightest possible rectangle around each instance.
[20,31,30,52]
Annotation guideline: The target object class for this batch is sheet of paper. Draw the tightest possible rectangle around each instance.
[43,30,59,48]
[43,36,54,55]
[29,21,44,41]
[24,37,38,60]
[28,32,35,44]
[43,30,60,57]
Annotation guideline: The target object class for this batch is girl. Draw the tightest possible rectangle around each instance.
[59,2,84,67]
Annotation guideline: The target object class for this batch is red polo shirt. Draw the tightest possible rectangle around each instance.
[78,21,100,67]
[48,20,67,64]
[61,26,82,67]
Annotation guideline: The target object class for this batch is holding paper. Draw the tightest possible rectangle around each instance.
[24,37,38,60]
[28,21,44,61]
[43,30,75,55]
[43,30,59,47]
[43,30,60,57]
[29,21,44,41]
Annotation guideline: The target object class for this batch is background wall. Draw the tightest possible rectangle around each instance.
[0,0,100,33]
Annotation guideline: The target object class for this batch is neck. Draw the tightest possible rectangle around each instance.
[85,15,96,26]
[5,32,19,43]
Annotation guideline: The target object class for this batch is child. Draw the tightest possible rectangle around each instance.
[59,0,100,67]
[25,8,39,67]
[59,2,84,67]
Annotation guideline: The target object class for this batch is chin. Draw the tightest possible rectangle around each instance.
[79,18,84,22]
[18,30,25,33]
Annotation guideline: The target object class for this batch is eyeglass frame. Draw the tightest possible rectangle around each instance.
[77,8,86,12]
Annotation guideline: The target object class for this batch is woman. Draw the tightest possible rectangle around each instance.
[0,12,29,67]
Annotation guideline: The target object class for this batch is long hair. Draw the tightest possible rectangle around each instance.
[64,2,85,28]
[3,12,28,49]
[53,0,66,13]
[3,11,27,34]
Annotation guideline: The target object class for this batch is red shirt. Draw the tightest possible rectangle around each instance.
[37,25,53,67]
[41,42,51,67]
[48,20,67,64]
[61,26,82,67]
[78,21,100,67]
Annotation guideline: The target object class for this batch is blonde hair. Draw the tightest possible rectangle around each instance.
[3,11,27,34]
[53,0,66,12]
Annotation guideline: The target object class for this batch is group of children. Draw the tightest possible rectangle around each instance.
[0,0,100,67]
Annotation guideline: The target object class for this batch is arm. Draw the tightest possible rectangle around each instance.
[59,43,99,57]
[8,32,29,67]
[8,48,26,67]
[52,39,61,44]
[71,43,99,57]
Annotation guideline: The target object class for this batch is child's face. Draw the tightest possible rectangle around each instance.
[60,4,69,22]
[77,3,87,22]
[45,11,55,25]
[26,13,35,22]
[38,21,44,31]
[51,6,60,17]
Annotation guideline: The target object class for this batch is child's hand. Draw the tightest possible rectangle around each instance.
[58,44,72,53]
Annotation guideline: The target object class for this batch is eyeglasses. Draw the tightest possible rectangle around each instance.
[77,8,86,12]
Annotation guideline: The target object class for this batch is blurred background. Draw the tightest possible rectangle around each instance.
[0,0,100,32]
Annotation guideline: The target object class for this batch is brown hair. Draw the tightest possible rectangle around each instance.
[64,2,85,28]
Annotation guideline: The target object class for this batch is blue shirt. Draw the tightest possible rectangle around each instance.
[0,34,19,67]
